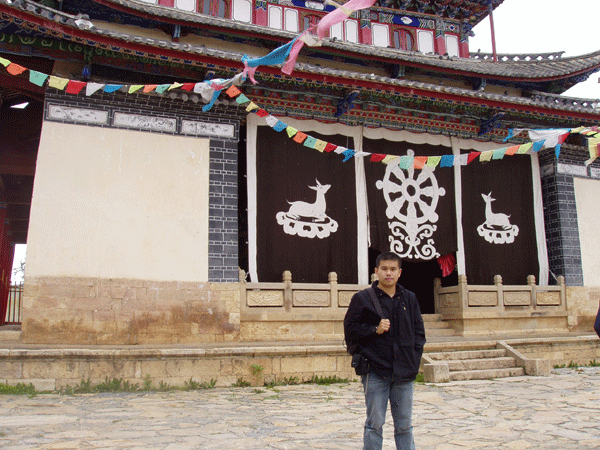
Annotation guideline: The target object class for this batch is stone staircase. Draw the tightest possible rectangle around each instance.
[422,314,456,338]
[422,341,549,382]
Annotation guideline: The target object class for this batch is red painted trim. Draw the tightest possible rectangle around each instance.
[2,6,599,121]
[5,3,599,86]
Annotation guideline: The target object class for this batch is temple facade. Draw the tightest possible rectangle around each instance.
[1,0,600,344]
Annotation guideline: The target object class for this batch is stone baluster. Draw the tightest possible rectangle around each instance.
[283,270,292,312]
[494,275,503,310]
[527,275,536,307]
[329,272,338,310]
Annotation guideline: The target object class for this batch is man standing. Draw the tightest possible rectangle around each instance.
[344,251,426,450]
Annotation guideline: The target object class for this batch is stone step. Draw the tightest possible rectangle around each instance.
[447,357,518,372]
[0,329,21,342]
[426,328,457,337]
[449,366,525,381]
[422,314,443,322]
[424,321,454,329]
[428,348,506,361]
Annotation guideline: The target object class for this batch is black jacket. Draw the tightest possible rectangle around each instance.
[344,282,426,381]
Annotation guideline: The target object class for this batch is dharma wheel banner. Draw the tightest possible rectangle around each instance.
[363,138,457,261]
[461,153,539,285]
[253,125,359,283]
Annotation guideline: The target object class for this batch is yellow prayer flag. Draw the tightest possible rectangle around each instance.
[246,102,259,112]
[286,126,298,138]
[382,155,399,164]
[168,82,183,91]
[479,150,493,162]
[517,142,533,154]
[0,56,10,67]
[426,156,441,168]
[48,76,69,90]
[128,85,143,94]
[314,140,327,152]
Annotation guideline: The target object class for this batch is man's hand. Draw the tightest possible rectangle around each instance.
[376,319,390,334]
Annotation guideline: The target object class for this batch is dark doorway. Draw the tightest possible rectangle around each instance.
[368,248,457,314]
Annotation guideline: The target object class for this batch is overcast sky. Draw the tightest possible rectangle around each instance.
[469,0,600,99]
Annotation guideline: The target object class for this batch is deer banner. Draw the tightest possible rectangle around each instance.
[461,150,540,285]
[252,125,359,283]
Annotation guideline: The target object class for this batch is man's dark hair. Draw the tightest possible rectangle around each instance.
[375,251,402,269]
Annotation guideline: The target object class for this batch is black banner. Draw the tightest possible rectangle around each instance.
[461,153,539,285]
[255,126,358,283]
[363,138,457,261]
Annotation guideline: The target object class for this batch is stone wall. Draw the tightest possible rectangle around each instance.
[21,277,240,345]
[566,286,600,332]
[0,344,354,391]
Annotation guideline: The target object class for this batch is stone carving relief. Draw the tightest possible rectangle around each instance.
[504,292,531,306]
[181,120,235,138]
[113,112,176,132]
[247,291,283,307]
[536,292,561,306]
[293,291,330,307]
[469,292,497,306]
[47,104,108,125]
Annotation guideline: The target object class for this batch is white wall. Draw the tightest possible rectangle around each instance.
[574,176,600,286]
[27,121,210,282]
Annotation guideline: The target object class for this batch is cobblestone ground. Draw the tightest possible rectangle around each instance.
[0,367,599,449]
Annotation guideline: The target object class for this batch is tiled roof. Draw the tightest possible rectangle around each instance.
[95,0,600,82]
[2,0,600,116]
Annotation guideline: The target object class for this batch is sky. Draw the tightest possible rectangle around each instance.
[469,0,600,99]
[9,0,600,284]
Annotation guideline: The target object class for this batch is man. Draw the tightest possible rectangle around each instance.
[595,299,600,339]
[344,251,426,450]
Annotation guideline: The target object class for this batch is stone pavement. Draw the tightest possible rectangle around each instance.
[0,367,599,450]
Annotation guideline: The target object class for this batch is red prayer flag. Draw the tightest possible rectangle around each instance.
[324,143,338,153]
[181,83,195,91]
[255,109,269,117]
[370,153,386,162]
[65,80,86,94]
[467,151,481,164]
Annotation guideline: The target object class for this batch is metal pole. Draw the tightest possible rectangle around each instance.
[489,2,498,62]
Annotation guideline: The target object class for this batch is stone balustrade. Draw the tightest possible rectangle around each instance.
[434,274,568,336]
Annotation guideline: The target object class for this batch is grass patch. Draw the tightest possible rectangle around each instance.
[304,375,348,386]
[0,382,37,397]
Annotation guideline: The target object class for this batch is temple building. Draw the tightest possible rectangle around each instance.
[1,0,600,345]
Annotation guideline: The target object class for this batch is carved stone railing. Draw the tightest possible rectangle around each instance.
[240,270,368,312]
[434,274,568,335]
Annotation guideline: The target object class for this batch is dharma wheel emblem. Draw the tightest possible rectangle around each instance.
[376,150,445,259]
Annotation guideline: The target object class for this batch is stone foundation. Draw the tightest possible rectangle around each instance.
[21,277,241,345]
[0,344,354,390]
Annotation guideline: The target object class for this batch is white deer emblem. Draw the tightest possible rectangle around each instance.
[286,179,330,220]
[276,179,338,239]
[477,192,519,244]
[481,192,511,229]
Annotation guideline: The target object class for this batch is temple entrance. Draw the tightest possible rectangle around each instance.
[368,249,457,314]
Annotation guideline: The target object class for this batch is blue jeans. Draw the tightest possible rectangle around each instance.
[362,372,415,450]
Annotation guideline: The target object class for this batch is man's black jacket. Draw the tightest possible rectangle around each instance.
[344,282,426,381]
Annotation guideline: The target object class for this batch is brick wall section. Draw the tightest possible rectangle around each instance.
[538,147,600,286]
[44,89,244,282]
[209,138,239,281]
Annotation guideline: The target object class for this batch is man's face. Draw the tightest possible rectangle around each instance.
[375,259,402,288]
